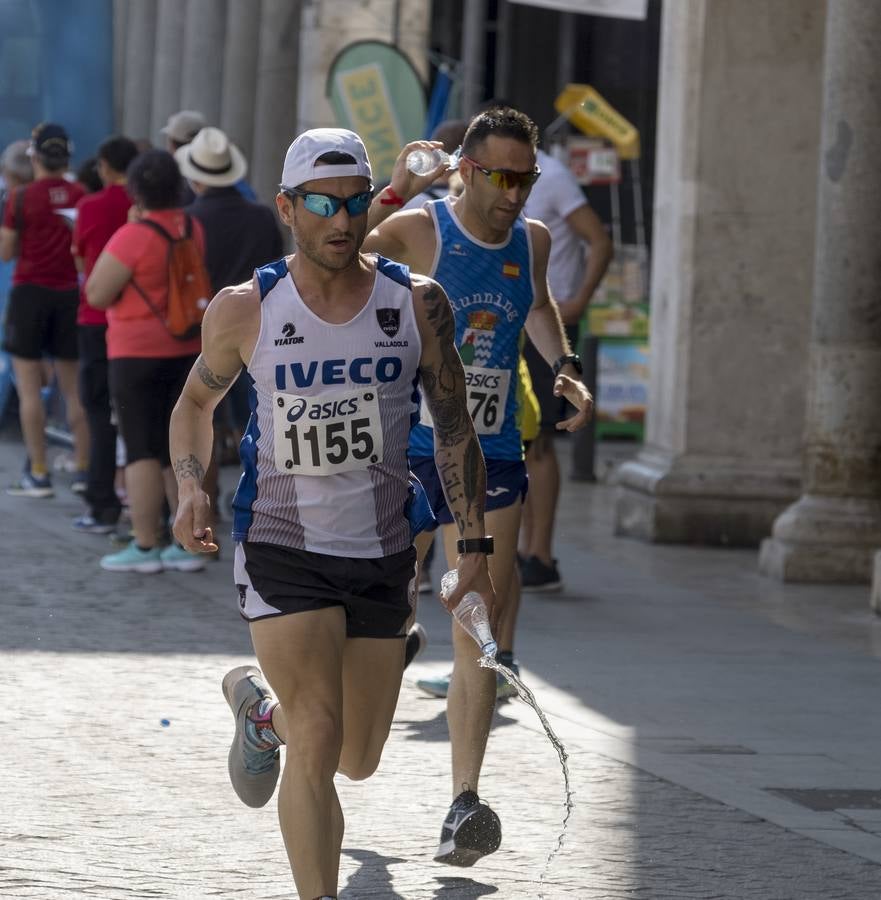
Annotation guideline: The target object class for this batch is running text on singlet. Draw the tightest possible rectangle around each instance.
[408,196,535,462]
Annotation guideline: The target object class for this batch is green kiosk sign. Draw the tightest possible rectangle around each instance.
[327,41,427,184]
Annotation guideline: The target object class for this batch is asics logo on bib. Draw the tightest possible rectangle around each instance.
[275,357,403,390]
[465,370,502,389]
[285,396,360,423]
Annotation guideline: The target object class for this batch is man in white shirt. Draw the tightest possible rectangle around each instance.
[520,147,612,590]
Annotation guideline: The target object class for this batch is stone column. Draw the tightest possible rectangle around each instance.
[759,1,881,583]
[151,0,186,142]
[181,0,228,126]
[461,0,487,114]
[613,0,826,546]
[120,0,157,140]
[220,0,261,163]
[251,0,302,205]
[112,0,130,131]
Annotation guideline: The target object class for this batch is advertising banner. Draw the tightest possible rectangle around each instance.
[509,0,647,20]
[596,339,649,439]
[327,41,427,184]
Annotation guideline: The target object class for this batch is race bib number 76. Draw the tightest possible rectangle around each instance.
[420,364,510,435]
[272,388,383,476]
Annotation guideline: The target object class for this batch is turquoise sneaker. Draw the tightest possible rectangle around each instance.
[100,541,163,573]
[416,671,452,698]
[416,660,521,700]
[160,543,206,572]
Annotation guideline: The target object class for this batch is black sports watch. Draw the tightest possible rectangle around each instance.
[553,353,583,377]
[457,536,494,555]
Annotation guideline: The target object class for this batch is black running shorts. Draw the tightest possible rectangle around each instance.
[108,355,197,466]
[2,283,79,360]
[234,541,417,638]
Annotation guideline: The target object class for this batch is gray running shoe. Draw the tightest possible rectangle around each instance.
[221,666,281,808]
[434,788,502,866]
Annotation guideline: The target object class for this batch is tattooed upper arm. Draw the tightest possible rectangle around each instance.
[196,355,237,391]
[417,281,472,447]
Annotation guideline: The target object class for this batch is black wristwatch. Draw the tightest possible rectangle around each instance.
[553,353,583,377]
[457,536,494,555]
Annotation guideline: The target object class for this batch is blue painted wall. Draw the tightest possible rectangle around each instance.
[0,0,114,164]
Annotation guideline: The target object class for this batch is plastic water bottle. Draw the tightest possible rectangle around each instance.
[406,147,461,176]
[440,569,498,657]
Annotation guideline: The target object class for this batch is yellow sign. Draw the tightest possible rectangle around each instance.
[555,84,640,160]
[335,63,404,182]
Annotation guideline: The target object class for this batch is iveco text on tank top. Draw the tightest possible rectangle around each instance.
[232,256,422,557]
[408,196,536,461]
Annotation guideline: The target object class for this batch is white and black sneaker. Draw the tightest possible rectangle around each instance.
[434,788,501,866]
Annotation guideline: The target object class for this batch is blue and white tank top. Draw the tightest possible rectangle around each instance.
[408,196,535,461]
[232,256,422,557]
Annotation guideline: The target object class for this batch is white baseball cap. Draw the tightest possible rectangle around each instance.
[280,128,372,190]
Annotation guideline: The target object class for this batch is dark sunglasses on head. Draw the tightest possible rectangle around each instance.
[282,187,373,218]
[461,154,541,191]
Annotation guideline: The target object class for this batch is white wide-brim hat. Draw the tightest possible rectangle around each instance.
[175,127,247,187]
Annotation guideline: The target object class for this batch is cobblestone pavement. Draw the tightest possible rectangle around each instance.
[2,437,881,898]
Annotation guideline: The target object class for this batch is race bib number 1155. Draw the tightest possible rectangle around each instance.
[272,389,384,476]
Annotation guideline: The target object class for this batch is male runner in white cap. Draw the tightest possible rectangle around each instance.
[169,128,494,900]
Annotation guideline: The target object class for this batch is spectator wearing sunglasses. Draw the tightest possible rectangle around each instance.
[364,105,594,867]
[167,127,493,900]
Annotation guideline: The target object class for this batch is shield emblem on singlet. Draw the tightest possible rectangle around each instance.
[376,308,400,338]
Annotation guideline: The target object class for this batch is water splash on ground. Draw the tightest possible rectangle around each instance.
[479,655,573,895]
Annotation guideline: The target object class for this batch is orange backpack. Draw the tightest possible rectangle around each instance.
[133,215,212,340]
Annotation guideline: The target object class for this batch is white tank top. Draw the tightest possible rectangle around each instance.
[232,255,423,558]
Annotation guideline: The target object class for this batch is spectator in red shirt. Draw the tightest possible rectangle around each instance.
[71,135,139,533]
[86,149,207,574]
[0,123,88,498]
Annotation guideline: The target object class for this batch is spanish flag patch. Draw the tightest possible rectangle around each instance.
[502,261,520,278]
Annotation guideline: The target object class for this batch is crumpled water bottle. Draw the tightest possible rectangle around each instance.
[440,569,498,657]
[406,146,462,176]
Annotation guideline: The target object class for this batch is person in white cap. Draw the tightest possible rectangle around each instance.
[168,127,494,900]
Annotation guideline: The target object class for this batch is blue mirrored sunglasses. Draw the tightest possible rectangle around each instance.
[283,187,372,218]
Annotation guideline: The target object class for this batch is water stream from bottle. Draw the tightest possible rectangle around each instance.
[479,655,573,896]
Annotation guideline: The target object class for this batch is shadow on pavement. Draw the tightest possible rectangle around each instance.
[341,848,407,898]
[433,875,499,896]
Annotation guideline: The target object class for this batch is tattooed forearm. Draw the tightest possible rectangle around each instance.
[463,435,484,510]
[196,355,235,391]
[421,279,487,536]
[173,454,206,484]
[435,439,485,534]
[427,392,472,447]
